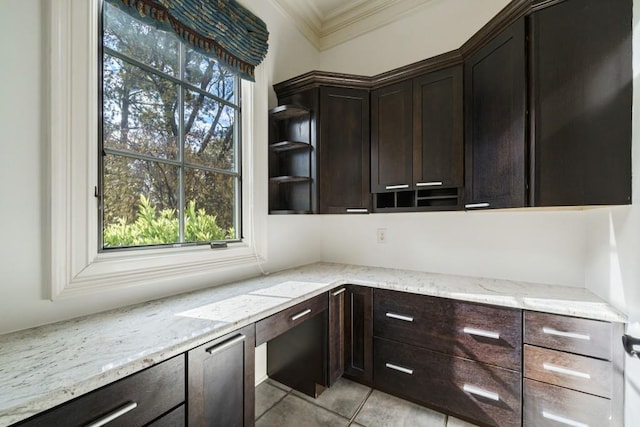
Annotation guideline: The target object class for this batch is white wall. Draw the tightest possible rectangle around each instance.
[0,0,322,335]
[319,0,510,75]
[584,1,640,424]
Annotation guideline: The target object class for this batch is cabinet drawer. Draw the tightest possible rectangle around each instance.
[524,311,613,360]
[147,404,185,427]
[18,355,185,427]
[374,337,521,427]
[256,293,328,345]
[374,289,521,370]
[524,379,612,427]
[524,345,612,398]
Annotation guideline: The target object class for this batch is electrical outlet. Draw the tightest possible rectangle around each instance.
[377,228,387,244]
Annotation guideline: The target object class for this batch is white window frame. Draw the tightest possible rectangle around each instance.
[47,0,268,299]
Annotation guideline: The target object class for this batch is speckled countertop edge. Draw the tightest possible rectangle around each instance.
[0,262,626,426]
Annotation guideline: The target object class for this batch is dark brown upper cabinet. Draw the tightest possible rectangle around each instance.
[530,0,632,206]
[464,18,527,210]
[413,66,464,207]
[371,80,414,193]
[319,87,371,213]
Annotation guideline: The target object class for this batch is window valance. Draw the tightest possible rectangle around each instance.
[105,0,269,80]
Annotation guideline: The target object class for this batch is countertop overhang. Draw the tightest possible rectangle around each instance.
[0,262,626,426]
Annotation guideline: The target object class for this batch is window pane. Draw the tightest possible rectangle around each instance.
[103,54,179,160]
[103,2,179,76]
[185,48,237,103]
[184,168,237,242]
[184,91,237,171]
[103,155,179,248]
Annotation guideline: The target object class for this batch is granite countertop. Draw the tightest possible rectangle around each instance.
[0,262,626,426]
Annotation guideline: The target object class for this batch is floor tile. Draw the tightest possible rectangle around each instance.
[256,394,350,427]
[292,377,372,419]
[265,377,292,392]
[354,390,447,427]
[255,380,288,419]
[446,416,479,427]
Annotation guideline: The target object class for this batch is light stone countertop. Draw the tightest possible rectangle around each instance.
[0,262,626,426]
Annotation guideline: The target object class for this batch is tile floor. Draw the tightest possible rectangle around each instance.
[255,377,479,427]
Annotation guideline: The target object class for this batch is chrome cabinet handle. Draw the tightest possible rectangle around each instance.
[385,362,414,375]
[385,184,409,190]
[465,203,490,209]
[542,411,589,427]
[385,312,414,322]
[543,327,590,341]
[463,327,500,340]
[346,208,368,213]
[206,334,246,356]
[291,308,312,321]
[331,288,346,297]
[463,384,500,401]
[416,181,442,187]
[543,363,591,379]
[85,402,138,427]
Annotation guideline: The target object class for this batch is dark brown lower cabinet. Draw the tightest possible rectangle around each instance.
[374,337,521,427]
[187,324,255,427]
[343,285,373,383]
[328,286,347,386]
[17,355,186,427]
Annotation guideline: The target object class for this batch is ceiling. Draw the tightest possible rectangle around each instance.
[272,0,436,51]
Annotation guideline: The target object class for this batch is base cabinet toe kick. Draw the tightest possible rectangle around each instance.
[10,287,624,427]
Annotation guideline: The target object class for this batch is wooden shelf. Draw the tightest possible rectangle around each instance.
[269,141,311,152]
[416,195,458,201]
[269,104,309,120]
[269,209,312,215]
[269,176,311,184]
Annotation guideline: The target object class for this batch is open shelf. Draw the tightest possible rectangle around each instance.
[269,141,311,152]
[269,104,309,120]
[269,176,311,184]
[269,209,313,215]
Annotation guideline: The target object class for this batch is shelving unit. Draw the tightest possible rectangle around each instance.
[268,105,313,214]
[374,187,461,212]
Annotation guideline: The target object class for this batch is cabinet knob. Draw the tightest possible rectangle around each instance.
[385,362,414,375]
[542,411,589,427]
[86,402,138,427]
[345,208,368,213]
[385,312,414,322]
[205,334,246,356]
[465,202,490,209]
[416,181,443,187]
[385,184,410,190]
[463,327,500,340]
[542,327,590,341]
[542,363,591,379]
[290,308,312,321]
[463,384,500,401]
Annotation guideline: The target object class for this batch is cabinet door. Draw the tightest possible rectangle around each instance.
[319,87,370,213]
[187,324,255,427]
[371,80,413,193]
[413,66,463,189]
[343,285,373,383]
[531,0,632,206]
[328,286,346,386]
[464,19,527,209]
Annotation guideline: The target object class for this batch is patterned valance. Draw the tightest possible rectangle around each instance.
[106,0,269,81]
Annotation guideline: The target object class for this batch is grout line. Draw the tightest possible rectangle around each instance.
[348,387,374,424]
[254,381,292,423]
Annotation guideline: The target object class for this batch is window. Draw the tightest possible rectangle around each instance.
[101,3,242,250]
[48,0,267,299]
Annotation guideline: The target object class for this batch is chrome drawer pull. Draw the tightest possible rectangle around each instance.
[385,362,414,375]
[385,184,409,190]
[463,327,500,340]
[542,363,591,379]
[331,288,346,297]
[291,308,312,321]
[385,312,414,322]
[86,401,138,427]
[465,202,490,209]
[206,334,246,356]
[463,384,500,401]
[346,208,368,213]
[542,327,591,341]
[416,181,442,187]
[542,411,589,427]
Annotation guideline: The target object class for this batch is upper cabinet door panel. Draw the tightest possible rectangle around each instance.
[371,80,413,193]
[413,66,464,188]
[319,87,370,213]
[532,0,632,206]
[465,19,527,209]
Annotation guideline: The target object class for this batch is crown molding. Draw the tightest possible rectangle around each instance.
[271,0,436,51]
